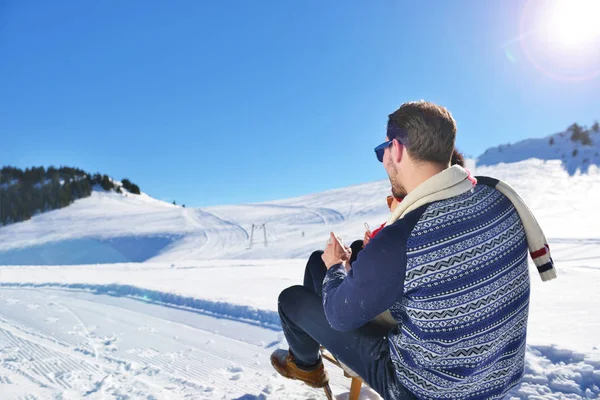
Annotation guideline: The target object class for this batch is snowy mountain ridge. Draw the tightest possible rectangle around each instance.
[477,122,600,174]
[0,158,599,266]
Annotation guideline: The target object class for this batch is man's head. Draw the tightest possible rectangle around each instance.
[378,100,457,198]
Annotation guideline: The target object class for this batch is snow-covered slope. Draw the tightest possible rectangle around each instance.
[0,191,185,265]
[477,126,600,174]
[0,177,395,264]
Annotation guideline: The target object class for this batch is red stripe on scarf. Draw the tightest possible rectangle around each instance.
[371,222,386,238]
[465,169,478,186]
[530,245,549,259]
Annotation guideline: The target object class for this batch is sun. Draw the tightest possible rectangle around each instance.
[542,0,600,52]
[517,0,600,80]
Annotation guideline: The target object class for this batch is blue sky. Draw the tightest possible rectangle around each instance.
[1,0,599,207]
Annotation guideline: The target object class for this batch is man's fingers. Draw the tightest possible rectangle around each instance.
[330,232,342,248]
[343,245,351,257]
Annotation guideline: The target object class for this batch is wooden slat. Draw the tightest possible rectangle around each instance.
[320,348,341,368]
[349,377,362,400]
[323,384,335,400]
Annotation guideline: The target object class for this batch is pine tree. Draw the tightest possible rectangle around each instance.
[592,121,599,133]
[129,184,140,195]
[0,190,6,225]
[121,179,133,191]
[59,182,72,207]
[100,175,113,191]
[581,131,592,146]
[568,123,583,139]
[569,123,592,146]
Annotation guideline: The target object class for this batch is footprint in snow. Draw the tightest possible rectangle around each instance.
[228,365,244,381]
[232,394,267,400]
[262,384,273,394]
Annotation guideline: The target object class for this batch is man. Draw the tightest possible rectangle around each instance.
[271,101,555,399]
[303,149,467,309]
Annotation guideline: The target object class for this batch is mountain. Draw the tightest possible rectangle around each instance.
[477,122,600,175]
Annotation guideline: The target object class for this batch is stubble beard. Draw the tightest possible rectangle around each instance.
[386,159,407,199]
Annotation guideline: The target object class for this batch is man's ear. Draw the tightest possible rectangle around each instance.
[391,139,404,163]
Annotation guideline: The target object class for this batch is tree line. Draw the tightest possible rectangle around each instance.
[0,166,141,226]
[550,121,599,146]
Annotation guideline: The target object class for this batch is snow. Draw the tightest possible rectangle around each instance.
[0,158,599,398]
[0,288,354,399]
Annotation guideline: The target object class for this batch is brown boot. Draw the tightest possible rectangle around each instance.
[270,349,329,388]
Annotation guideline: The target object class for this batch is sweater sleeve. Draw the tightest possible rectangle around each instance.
[322,206,427,331]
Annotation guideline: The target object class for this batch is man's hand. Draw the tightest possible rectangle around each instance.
[322,232,351,269]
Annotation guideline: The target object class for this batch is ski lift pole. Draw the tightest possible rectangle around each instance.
[248,224,255,249]
[263,223,267,247]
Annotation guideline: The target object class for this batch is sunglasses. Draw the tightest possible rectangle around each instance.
[374,138,405,162]
[375,123,409,162]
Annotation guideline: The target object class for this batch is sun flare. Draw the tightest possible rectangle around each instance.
[517,0,600,80]
[542,0,600,51]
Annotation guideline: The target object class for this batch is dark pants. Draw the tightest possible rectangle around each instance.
[279,248,416,400]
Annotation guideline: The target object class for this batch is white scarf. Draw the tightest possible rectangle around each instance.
[383,165,557,282]
[386,165,475,225]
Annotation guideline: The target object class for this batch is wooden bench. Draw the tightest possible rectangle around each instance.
[320,346,365,400]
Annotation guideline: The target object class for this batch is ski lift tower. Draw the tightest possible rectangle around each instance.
[247,223,267,249]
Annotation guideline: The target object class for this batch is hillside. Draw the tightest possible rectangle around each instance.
[477,122,600,174]
[1,158,599,266]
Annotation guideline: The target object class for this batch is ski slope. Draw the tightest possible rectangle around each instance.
[1,159,600,399]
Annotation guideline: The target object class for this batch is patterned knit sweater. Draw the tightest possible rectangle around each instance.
[323,184,530,400]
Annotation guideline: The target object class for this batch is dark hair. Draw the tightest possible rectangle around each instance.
[451,149,465,167]
[388,100,456,166]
